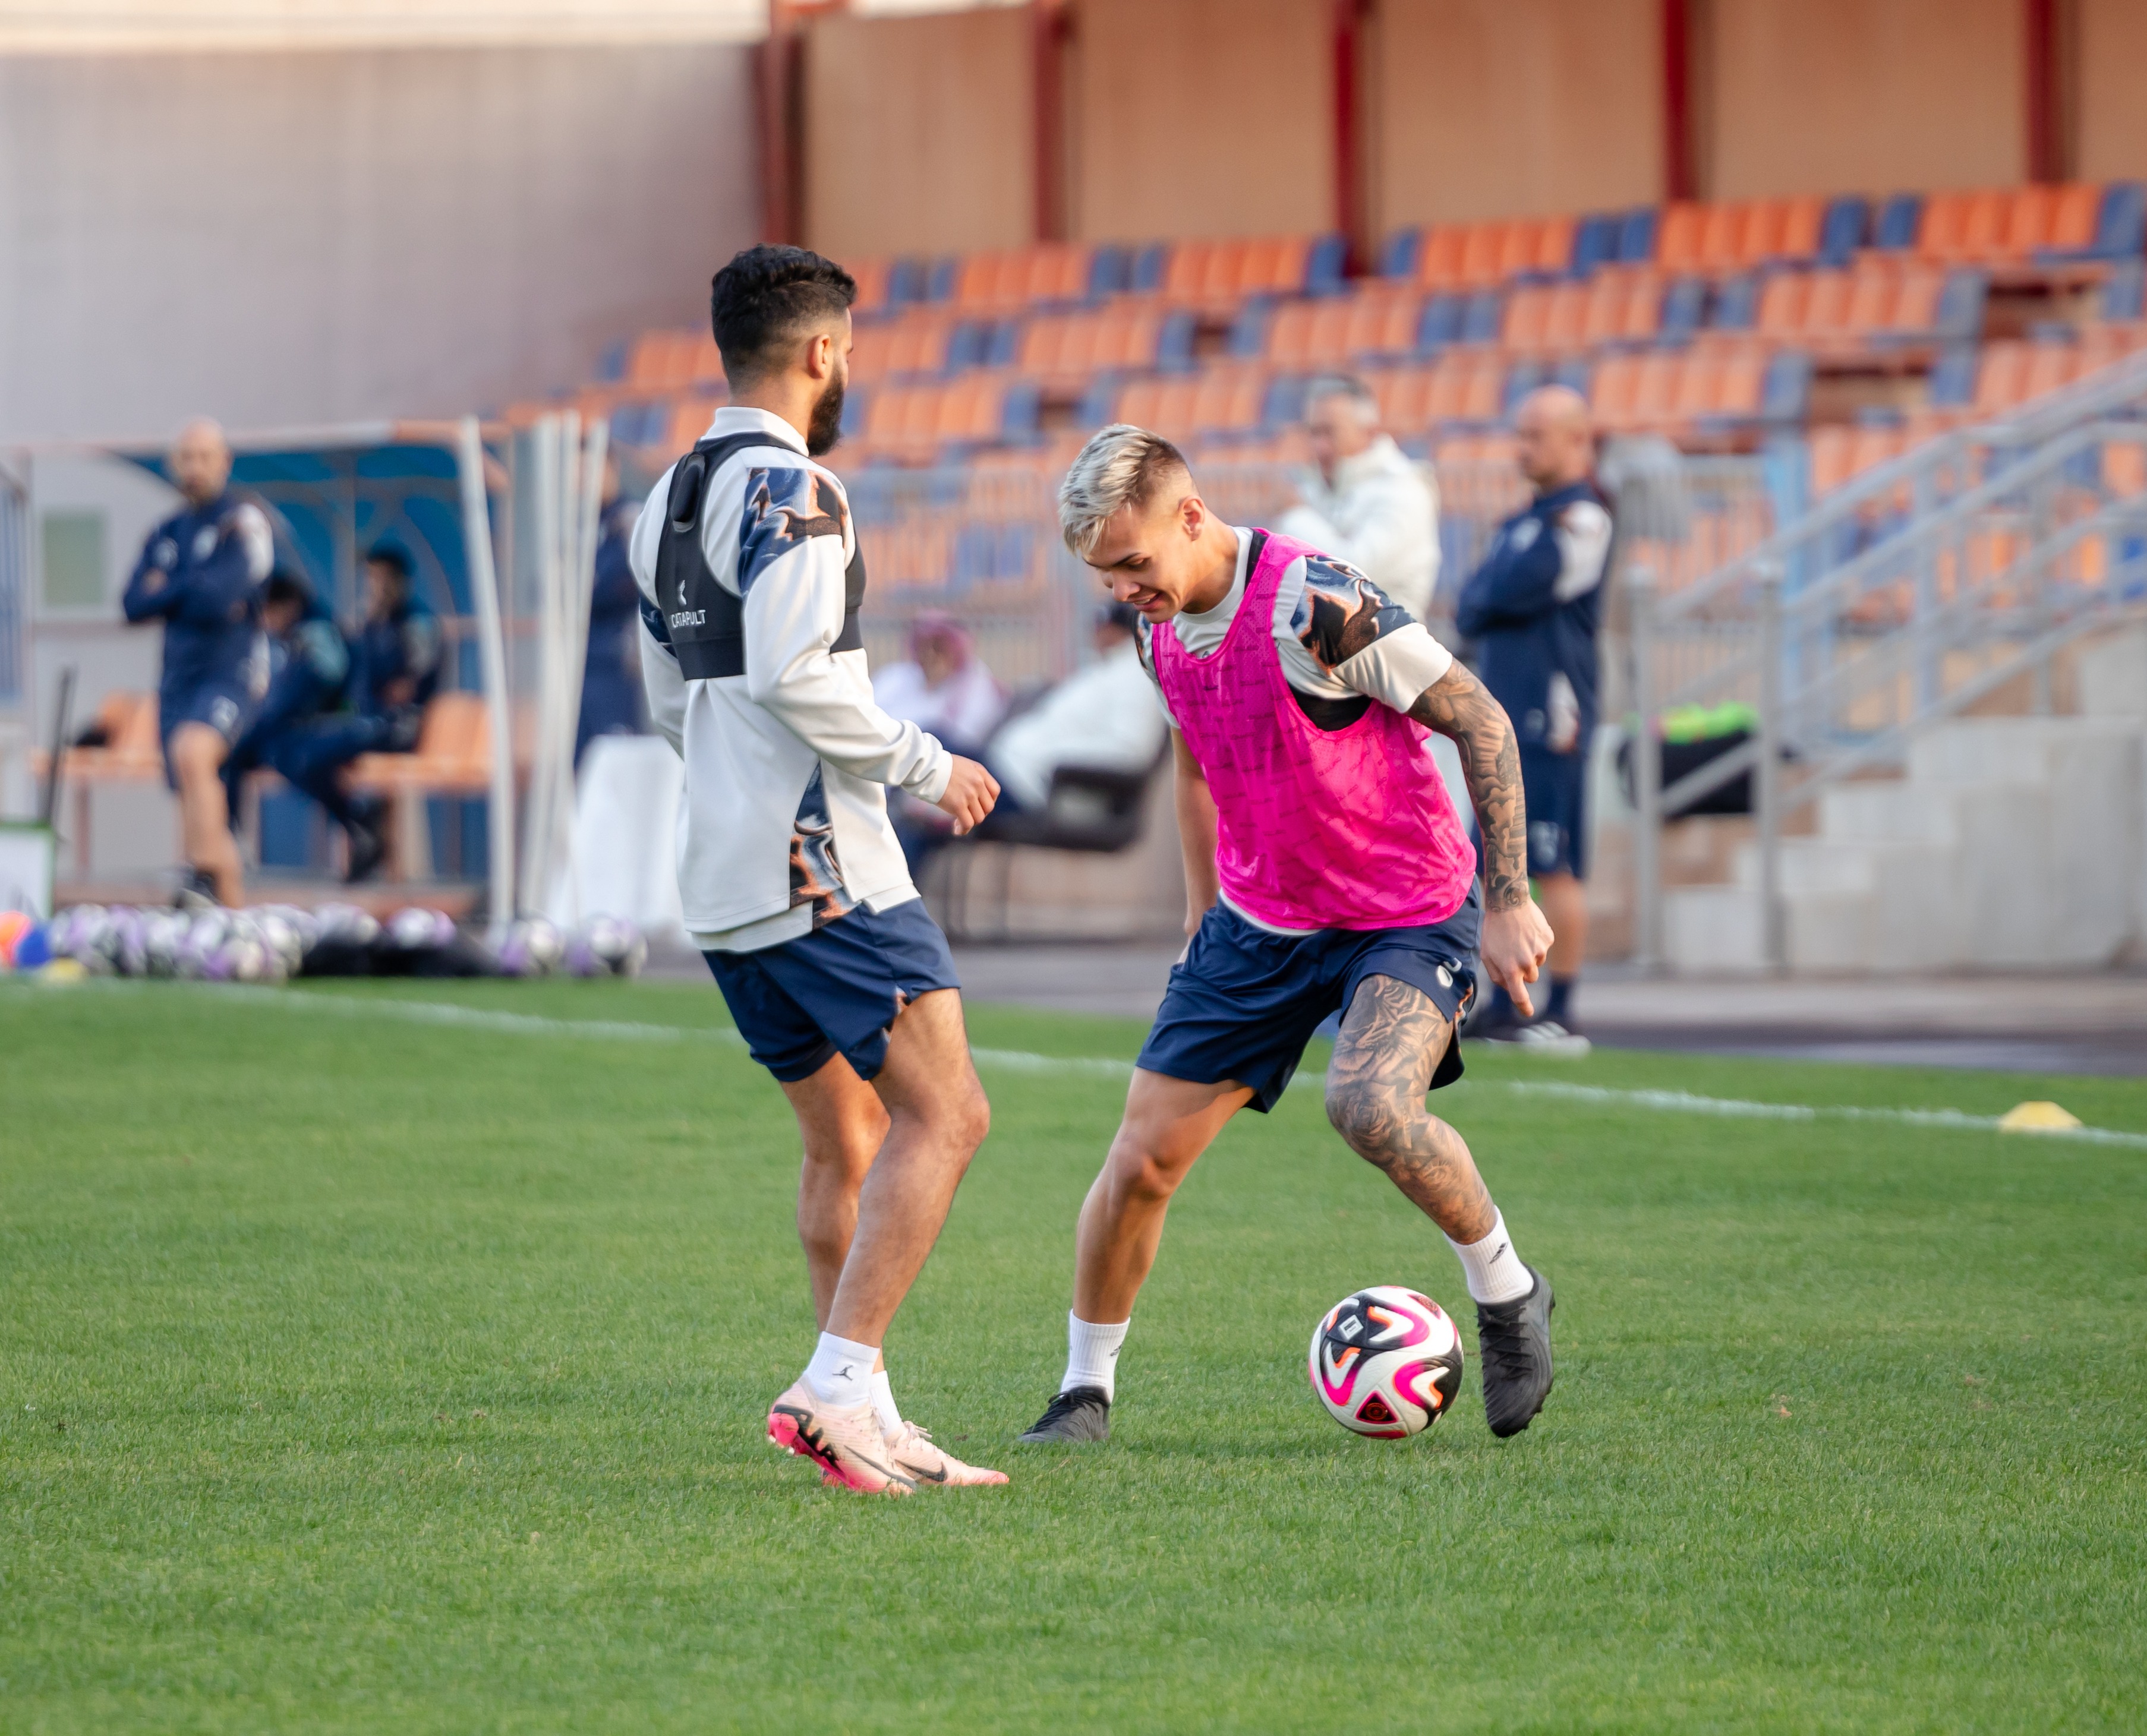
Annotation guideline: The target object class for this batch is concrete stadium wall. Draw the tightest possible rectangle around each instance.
[0,43,757,444]
[1068,0,1332,244]
[2075,0,2147,182]
[1702,0,2026,198]
[803,8,1034,261]
[1370,0,1662,229]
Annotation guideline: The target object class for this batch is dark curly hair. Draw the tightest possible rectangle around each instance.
[709,244,857,386]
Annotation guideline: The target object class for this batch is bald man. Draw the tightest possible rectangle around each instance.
[122,418,273,906]
[1454,387,1612,1050]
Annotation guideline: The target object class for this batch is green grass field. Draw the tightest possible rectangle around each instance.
[3,973,2143,1733]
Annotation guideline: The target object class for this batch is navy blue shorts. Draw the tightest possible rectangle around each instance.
[1521,744,1589,879]
[1136,891,1481,1114]
[160,683,254,788]
[704,898,961,1084]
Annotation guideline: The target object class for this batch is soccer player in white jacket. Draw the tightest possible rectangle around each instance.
[630,247,1004,1495]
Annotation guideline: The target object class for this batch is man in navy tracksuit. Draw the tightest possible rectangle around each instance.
[576,495,646,767]
[1455,386,1613,1047]
[122,419,273,906]
[220,570,355,857]
[273,542,441,882]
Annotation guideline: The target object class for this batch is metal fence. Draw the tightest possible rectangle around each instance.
[0,454,26,713]
[1629,351,2147,970]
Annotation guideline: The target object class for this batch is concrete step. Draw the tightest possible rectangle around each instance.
[1817,779,1958,846]
[2078,625,2147,719]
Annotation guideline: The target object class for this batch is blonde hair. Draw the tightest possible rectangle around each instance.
[1057,424,1189,558]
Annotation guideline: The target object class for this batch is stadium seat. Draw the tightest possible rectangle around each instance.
[1873,192,1924,251]
[43,690,160,784]
[1818,196,1870,266]
[1571,212,1622,276]
[847,258,893,317]
[1378,227,1422,280]
[1616,207,1659,264]
[1416,292,1466,351]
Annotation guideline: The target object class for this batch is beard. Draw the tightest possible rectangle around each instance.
[806,371,846,457]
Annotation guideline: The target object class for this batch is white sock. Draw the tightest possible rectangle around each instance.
[1447,1210,1533,1305]
[802,1331,878,1409]
[869,1368,903,1437]
[1062,1313,1130,1400]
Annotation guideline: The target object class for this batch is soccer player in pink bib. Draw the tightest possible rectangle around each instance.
[1019,425,1559,1445]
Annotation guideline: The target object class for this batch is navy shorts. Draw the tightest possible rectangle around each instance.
[1136,890,1481,1114]
[704,898,961,1084]
[160,683,254,788]
[1521,744,1589,879]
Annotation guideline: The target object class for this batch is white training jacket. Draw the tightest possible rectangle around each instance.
[1275,434,1443,621]
[630,407,953,952]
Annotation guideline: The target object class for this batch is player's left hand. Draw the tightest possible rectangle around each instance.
[1480,898,1554,1018]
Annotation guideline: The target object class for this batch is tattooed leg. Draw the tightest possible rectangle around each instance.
[1325,974,1496,1243]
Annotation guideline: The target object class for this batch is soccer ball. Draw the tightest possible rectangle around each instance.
[1307,1286,1465,1438]
[497,916,564,977]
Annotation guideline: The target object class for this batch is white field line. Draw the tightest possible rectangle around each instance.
[33,979,2147,1150]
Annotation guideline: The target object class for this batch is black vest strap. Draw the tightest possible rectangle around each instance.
[653,432,866,680]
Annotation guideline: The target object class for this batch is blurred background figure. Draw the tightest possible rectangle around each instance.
[1277,375,1442,621]
[120,418,273,907]
[576,478,647,769]
[1455,384,1612,1050]
[987,602,1165,815]
[221,568,349,848]
[271,542,441,883]
[872,610,1007,756]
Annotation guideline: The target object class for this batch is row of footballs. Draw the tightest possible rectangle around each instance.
[8,904,646,983]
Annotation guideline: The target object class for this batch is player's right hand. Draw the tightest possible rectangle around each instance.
[934,755,1001,835]
[1480,898,1555,1018]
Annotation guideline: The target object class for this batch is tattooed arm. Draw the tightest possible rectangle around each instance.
[1410,662,1554,1014]
[1171,729,1220,939]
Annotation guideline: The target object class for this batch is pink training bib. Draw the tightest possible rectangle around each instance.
[1150,530,1477,931]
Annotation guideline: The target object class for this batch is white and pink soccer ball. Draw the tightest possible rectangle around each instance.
[1308,1286,1465,1438]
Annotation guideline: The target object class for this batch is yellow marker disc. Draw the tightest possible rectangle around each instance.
[1997,1100,2083,1133]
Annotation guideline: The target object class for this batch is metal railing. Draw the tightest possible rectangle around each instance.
[1629,351,2147,971]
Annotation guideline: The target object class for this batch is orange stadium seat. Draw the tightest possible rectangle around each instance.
[1343,285,1420,359]
[1755,272,1811,339]
[1801,269,1857,343]
[847,258,893,317]
[1414,227,1467,291]
[1656,204,1705,274]
[1612,273,1664,344]
[347,693,490,798]
[1501,286,1553,353]
[1972,342,2032,416]
[1588,353,1642,428]
[954,245,1091,312]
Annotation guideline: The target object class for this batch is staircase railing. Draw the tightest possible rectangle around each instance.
[1629,351,2147,971]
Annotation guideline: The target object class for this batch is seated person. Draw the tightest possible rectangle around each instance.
[221,567,353,843]
[988,602,1166,812]
[871,610,1007,757]
[275,541,443,882]
[894,604,1167,871]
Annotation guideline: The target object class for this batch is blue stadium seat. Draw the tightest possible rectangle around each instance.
[1130,243,1171,293]
[1074,378,1117,428]
[1708,274,1758,332]
[1927,345,1978,408]
[1415,292,1465,351]
[594,339,628,384]
[887,257,931,307]
[1873,194,1922,251]
[926,257,959,302]
[1616,207,1658,264]
[1663,274,1711,340]
[1459,289,1503,345]
[1379,228,1423,280]
[1087,245,1131,298]
[1261,374,1310,431]
[945,320,989,371]
[841,383,870,439]
[2089,182,2146,260]
[1000,380,1042,443]
[2102,258,2146,321]
[1502,358,1546,417]
[1760,352,1813,424]
[1227,303,1269,359]
[1571,213,1621,277]
[1933,269,1988,341]
[1818,196,1869,267]
[1305,234,1350,297]
[1550,356,1593,397]
[985,318,1022,368]
[1156,310,1200,371]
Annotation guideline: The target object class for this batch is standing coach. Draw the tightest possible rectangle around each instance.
[1455,386,1612,1048]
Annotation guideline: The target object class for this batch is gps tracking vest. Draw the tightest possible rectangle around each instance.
[1149,529,1478,932]
[654,431,866,679]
